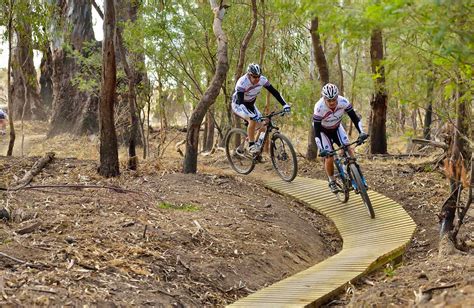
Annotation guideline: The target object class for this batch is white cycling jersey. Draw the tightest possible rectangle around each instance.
[313,95,353,130]
[232,74,270,104]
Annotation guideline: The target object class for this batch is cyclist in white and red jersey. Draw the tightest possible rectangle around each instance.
[313,83,368,192]
[232,63,291,154]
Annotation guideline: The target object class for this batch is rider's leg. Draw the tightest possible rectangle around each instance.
[325,156,335,179]
[231,101,256,144]
[322,130,339,192]
[248,119,256,143]
[326,156,338,192]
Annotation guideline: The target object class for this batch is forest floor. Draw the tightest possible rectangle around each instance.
[0,123,473,307]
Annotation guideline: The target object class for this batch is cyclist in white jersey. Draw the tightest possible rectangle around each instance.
[231,63,291,154]
[313,83,368,192]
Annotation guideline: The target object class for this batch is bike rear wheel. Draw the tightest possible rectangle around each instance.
[333,161,349,203]
[270,133,297,182]
[225,128,255,174]
[349,163,375,219]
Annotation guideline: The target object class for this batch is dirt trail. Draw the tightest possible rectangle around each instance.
[0,134,46,156]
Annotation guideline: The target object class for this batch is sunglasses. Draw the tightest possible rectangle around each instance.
[325,97,337,102]
[250,74,260,79]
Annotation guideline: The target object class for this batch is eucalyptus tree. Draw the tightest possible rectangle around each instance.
[2,0,15,155]
[183,0,229,173]
[98,0,119,177]
[412,0,473,241]
[0,0,50,155]
[47,0,99,137]
[10,0,48,121]
[114,0,143,170]
[307,16,329,159]
[130,1,214,121]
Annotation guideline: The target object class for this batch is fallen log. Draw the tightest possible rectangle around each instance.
[12,152,55,190]
[0,152,55,191]
[411,138,448,150]
[369,153,428,160]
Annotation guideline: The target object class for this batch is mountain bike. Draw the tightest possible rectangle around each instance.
[327,137,374,219]
[225,110,297,182]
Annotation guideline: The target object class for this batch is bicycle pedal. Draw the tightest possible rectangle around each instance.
[255,155,265,163]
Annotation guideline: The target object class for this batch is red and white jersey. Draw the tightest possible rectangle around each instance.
[313,96,353,129]
[232,74,270,103]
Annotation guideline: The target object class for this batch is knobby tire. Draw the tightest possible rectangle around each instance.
[225,128,255,175]
[333,161,349,203]
[349,163,375,219]
[270,133,297,182]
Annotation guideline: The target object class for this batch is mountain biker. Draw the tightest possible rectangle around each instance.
[231,63,291,154]
[313,83,368,193]
[0,108,7,135]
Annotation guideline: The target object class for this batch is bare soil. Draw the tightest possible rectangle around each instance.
[0,127,472,307]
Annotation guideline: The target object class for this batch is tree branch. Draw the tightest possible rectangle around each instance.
[90,0,104,20]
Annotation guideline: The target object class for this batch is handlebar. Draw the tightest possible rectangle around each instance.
[261,109,286,120]
[326,136,369,157]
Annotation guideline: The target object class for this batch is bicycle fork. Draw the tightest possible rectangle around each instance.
[347,162,368,193]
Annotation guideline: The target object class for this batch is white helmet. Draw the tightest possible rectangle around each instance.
[247,63,262,77]
[321,83,339,100]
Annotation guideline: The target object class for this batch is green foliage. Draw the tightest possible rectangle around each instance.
[383,263,396,277]
[0,0,53,52]
[67,42,103,96]
[157,201,200,212]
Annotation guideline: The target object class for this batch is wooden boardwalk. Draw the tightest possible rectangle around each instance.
[229,177,416,307]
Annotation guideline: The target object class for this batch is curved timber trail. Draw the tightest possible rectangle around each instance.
[230,176,416,307]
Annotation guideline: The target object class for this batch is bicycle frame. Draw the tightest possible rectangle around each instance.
[328,140,366,193]
[251,110,286,158]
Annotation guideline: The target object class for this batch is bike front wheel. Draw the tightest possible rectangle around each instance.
[349,163,375,219]
[225,128,255,175]
[270,133,298,182]
[333,162,349,203]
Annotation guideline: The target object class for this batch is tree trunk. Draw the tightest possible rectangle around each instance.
[336,42,344,95]
[114,0,141,170]
[204,107,215,152]
[423,74,434,140]
[310,18,329,85]
[48,0,99,137]
[399,104,406,133]
[411,109,417,134]
[11,23,46,121]
[369,29,388,154]
[258,0,266,67]
[232,0,257,129]
[98,0,120,177]
[348,47,360,137]
[440,84,471,237]
[158,78,168,129]
[183,1,228,174]
[39,45,54,113]
[307,17,329,160]
[233,0,257,83]
[6,0,15,156]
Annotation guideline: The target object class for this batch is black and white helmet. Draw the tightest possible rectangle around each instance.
[321,83,339,100]
[247,63,262,77]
